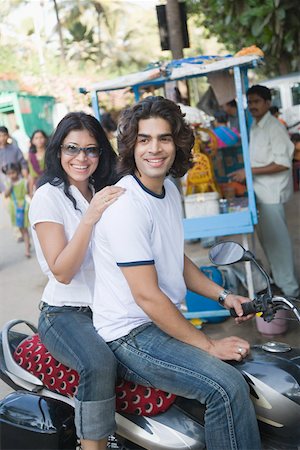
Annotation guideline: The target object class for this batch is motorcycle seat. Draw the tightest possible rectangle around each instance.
[13,334,176,416]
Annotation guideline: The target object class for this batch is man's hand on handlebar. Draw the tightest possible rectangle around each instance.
[223,294,256,324]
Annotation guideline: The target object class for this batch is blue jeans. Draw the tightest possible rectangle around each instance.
[108,323,261,450]
[39,304,117,440]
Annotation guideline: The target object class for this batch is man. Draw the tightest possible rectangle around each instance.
[230,85,299,298]
[0,126,28,191]
[222,99,239,131]
[92,96,261,450]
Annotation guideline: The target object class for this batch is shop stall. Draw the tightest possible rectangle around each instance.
[80,53,264,297]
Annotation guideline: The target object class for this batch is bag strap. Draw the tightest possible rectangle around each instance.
[11,187,26,209]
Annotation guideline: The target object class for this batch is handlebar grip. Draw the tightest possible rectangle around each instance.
[230,301,257,318]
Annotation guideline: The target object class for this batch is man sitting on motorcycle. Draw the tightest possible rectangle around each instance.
[91,96,261,450]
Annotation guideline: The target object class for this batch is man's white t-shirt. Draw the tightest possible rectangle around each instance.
[250,112,294,204]
[29,182,95,307]
[92,175,187,342]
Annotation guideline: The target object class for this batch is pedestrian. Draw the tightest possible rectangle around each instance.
[92,96,261,450]
[0,125,28,193]
[212,110,240,148]
[291,133,300,161]
[100,112,118,152]
[269,105,288,128]
[28,129,48,197]
[29,112,125,450]
[222,99,239,132]
[230,85,299,298]
[2,162,31,258]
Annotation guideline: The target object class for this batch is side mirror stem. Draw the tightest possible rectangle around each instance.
[244,251,272,298]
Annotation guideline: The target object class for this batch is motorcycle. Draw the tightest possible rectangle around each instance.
[0,240,300,450]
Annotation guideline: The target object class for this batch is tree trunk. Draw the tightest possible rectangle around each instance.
[278,54,292,75]
[52,0,66,64]
[166,0,184,59]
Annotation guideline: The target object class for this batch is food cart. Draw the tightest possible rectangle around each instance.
[80,54,264,297]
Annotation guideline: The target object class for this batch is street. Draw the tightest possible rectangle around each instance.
[0,196,45,397]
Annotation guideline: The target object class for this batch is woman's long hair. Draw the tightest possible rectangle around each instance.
[117,96,194,178]
[38,112,118,209]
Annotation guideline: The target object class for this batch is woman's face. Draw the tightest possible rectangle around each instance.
[60,129,100,188]
[32,131,47,150]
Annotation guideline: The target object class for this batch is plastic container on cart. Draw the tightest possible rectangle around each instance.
[256,310,289,336]
[184,192,220,218]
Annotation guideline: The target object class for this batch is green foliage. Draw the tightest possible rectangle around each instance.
[186,0,300,76]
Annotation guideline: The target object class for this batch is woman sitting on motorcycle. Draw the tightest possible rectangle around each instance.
[29,112,124,450]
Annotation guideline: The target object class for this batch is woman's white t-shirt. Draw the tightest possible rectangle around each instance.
[29,182,94,307]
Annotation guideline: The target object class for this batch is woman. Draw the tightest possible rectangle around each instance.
[29,112,124,450]
[28,129,48,196]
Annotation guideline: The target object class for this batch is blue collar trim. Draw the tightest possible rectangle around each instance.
[133,174,165,199]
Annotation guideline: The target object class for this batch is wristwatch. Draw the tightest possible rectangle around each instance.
[218,289,232,305]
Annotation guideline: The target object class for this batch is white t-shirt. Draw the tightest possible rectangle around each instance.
[29,182,95,307]
[250,112,294,204]
[92,175,187,342]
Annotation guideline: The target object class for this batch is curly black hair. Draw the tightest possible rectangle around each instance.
[38,112,118,210]
[117,96,194,178]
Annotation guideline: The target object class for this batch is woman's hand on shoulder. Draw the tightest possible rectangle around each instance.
[83,185,125,226]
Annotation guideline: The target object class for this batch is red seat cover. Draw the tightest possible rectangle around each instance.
[14,334,176,416]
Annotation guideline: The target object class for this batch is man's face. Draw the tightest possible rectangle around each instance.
[247,94,270,122]
[134,117,176,192]
[0,132,9,147]
[223,103,235,116]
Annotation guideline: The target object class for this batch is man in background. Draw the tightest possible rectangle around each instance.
[222,99,239,131]
[230,85,299,298]
[0,126,28,191]
[269,105,288,129]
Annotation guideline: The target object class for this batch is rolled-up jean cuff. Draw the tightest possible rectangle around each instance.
[74,395,116,440]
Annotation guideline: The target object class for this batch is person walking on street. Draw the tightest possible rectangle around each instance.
[29,112,124,450]
[230,85,299,298]
[2,162,31,258]
[0,126,28,193]
[28,129,48,197]
[92,96,261,450]
[222,99,239,132]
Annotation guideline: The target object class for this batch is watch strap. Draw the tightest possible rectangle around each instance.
[218,289,232,305]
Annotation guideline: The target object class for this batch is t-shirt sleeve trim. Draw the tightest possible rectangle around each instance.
[117,260,155,267]
[31,218,64,229]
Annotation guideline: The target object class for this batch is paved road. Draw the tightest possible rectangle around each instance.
[0,196,45,397]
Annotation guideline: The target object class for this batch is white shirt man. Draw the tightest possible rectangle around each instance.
[231,85,299,297]
[90,96,261,449]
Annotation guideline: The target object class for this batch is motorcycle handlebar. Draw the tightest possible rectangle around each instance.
[230,301,258,318]
[229,296,300,322]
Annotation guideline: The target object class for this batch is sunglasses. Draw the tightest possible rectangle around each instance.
[61,144,102,158]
